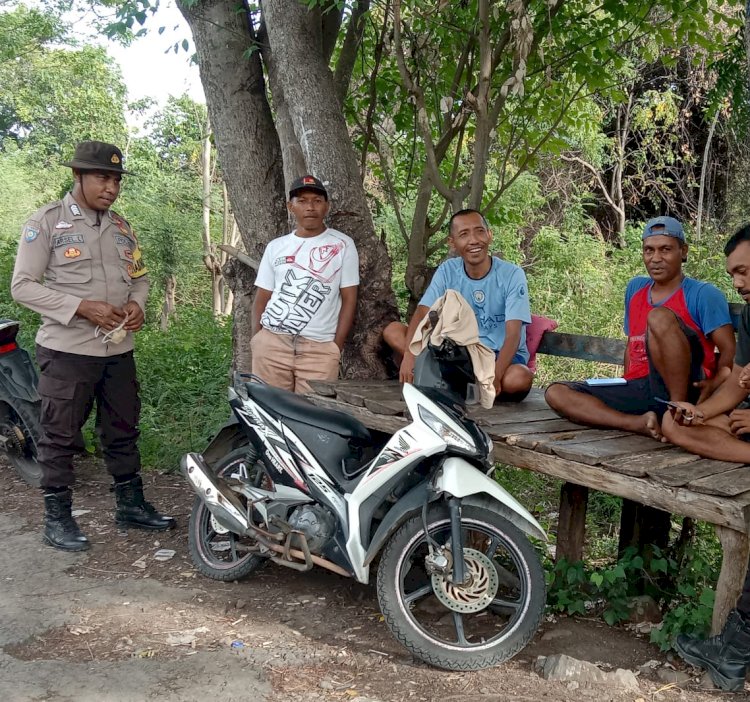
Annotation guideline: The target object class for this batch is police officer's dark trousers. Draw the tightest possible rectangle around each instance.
[36,345,141,488]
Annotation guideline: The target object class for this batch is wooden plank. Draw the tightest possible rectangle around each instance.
[364,398,406,416]
[307,379,399,398]
[489,419,588,439]
[602,448,700,478]
[713,526,750,634]
[649,459,744,487]
[536,331,625,365]
[690,466,750,497]
[475,408,559,426]
[548,434,671,466]
[491,441,750,532]
[507,429,630,453]
[306,395,408,434]
[337,384,403,407]
[494,388,549,410]
[555,483,589,563]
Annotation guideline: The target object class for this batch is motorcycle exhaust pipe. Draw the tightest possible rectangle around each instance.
[181,453,250,536]
[182,453,353,579]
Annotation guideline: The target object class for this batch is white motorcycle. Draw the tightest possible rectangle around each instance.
[182,374,546,670]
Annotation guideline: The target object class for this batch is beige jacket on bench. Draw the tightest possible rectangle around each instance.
[409,289,496,408]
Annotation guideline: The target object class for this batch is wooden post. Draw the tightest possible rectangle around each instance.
[555,482,589,563]
[618,500,672,595]
[713,526,750,634]
[618,500,671,555]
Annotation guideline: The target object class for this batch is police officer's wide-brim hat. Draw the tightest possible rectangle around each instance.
[62,141,133,174]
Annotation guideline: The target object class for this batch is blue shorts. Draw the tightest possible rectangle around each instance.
[495,351,527,366]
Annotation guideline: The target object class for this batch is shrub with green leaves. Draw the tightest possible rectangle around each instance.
[134,307,232,470]
[546,543,718,651]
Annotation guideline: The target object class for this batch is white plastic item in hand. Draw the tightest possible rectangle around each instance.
[95,313,129,344]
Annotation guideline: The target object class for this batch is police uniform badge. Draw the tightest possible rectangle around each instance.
[128,233,147,278]
[23,225,39,243]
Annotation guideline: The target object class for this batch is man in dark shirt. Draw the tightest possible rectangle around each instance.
[667,225,750,690]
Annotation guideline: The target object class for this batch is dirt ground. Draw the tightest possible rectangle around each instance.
[1,457,748,702]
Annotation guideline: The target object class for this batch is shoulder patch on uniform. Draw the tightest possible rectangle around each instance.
[55,221,73,230]
[69,203,82,217]
[114,233,135,247]
[23,225,39,243]
[109,211,130,227]
[53,233,84,248]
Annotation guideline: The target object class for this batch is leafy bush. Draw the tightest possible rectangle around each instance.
[546,543,718,651]
[134,307,232,470]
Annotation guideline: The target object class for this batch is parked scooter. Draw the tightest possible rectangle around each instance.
[182,371,547,670]
[0,320,41,486]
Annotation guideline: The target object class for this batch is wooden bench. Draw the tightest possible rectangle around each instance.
[306,310,750,635]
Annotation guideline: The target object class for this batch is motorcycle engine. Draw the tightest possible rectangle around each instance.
[287,504,335,554]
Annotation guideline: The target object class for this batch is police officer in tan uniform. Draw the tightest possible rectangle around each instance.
[11,141,174,552]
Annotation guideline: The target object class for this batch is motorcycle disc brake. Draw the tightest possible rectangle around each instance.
[431,547,499,613]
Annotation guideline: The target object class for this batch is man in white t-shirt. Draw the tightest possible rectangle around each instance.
[251,175,360,393]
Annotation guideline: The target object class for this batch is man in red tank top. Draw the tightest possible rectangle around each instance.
[545,217,735,438]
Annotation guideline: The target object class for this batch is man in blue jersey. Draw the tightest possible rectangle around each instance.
[383,209,533,401]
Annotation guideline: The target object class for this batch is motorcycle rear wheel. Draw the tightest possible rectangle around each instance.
[0,399,42,487]
[376,498,545,671]
[188,446,269,581]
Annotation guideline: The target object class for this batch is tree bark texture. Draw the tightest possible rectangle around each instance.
[178,0,287,370]
[261,0,398,377]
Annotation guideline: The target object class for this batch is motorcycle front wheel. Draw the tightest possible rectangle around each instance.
[187,446,269,581]
[0,399,42,487]
[376,499,545,670]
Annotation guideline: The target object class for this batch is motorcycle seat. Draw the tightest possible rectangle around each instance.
[247,383,371,441]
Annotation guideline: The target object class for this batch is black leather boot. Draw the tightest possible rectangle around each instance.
[675,609,750,691]
[43,489,90,552]
[114,476,175,530]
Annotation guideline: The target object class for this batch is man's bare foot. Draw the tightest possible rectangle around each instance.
[632,411,661,440]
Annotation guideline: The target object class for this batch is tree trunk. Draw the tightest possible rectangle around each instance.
[178,0,287,370]
[200,119,222,318]
[404,174,438,313]
[261,0,398,377]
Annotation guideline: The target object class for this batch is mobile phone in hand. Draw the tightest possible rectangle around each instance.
[654,397,681,409]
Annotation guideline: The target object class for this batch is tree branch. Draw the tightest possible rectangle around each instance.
[321,0,344,63]
[333,0,371,104]
[392,0,453,200]
[561,154,624,217]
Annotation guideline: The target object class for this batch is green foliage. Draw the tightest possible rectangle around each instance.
[0,237,41,348]
[134,307,232,469]
[0,42,127,158]
[0,141,66,242]
[0,4,63,65]
[547,542,719,651]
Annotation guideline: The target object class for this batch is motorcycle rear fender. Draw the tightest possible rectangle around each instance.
[202,417,246,468]
[435,457,547,542]
[0,348,39,403]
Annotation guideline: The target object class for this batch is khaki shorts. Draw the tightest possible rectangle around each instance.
[250,328,341,394]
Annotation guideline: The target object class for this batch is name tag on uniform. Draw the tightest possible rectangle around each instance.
[52,233,84,248]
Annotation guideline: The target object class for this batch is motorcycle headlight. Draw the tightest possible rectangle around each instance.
[418,406,475,452]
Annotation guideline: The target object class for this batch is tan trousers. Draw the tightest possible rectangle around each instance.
[250,328,341,394]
